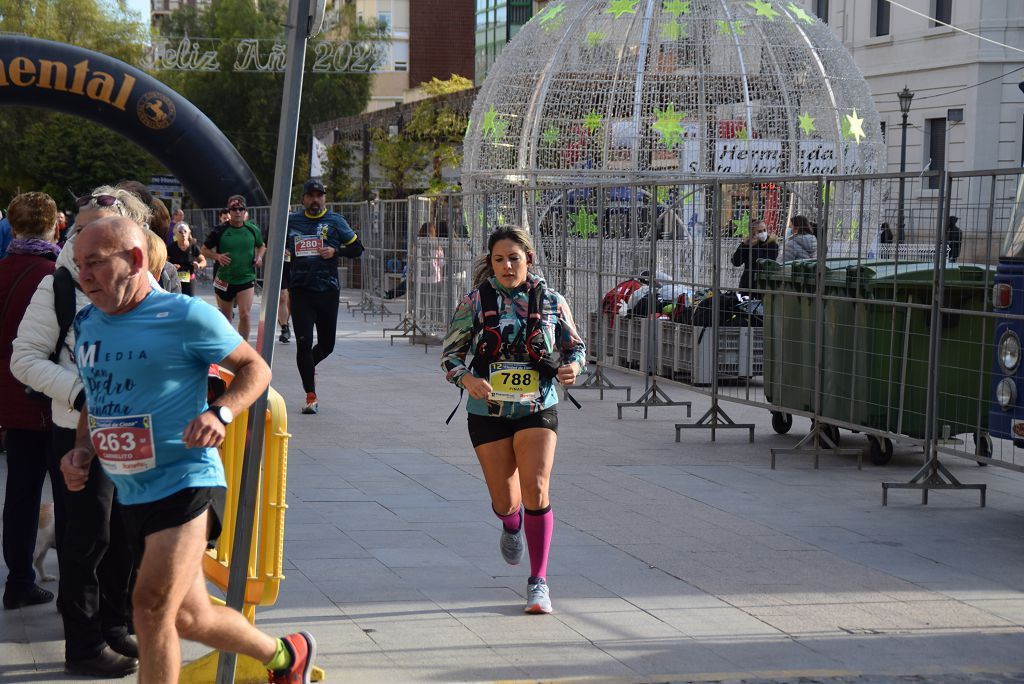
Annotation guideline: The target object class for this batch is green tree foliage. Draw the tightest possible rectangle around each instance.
[371,127,427,200]
[16,114,162,203]
[324,142,359,202]
[158,0,374,199]
[405,76,472,194]
[0,0,157,206]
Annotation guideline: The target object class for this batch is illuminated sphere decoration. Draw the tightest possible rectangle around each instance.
[462,0,885,249]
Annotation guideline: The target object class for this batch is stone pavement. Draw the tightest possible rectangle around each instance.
[3,289,1024,683]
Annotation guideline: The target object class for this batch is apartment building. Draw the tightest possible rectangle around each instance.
[804,0,1023,176]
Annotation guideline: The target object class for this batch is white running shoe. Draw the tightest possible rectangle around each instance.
[524,577,552,614]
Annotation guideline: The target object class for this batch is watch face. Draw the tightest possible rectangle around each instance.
[214,406,233,424]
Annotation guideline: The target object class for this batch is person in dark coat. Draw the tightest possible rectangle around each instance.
[947,215,962,263]
[879,222,894,244]
[731,219,779,298]
[0,192,60,610]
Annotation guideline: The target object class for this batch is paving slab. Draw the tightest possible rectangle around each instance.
[3,290,1024,682]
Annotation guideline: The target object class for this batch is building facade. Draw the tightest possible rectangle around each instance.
[150,0,210,26]
[804,0,1023,177]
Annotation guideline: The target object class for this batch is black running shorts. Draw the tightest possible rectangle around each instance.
[215,280,255,302]
[120,486,226,552]
[467,407,558,447]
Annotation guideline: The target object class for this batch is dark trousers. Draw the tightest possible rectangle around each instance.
[52,426,134,660]
[2,428,61,592]
[289,286,340,393]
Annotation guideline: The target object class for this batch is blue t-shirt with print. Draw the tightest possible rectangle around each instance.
[285,209,357,292]
[73,290,243,505]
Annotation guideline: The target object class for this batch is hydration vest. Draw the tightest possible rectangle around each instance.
[470,279,560,382]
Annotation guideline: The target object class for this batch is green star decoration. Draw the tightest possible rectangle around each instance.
[747,0,780,19]
[798,112,816,136]
[660,21,684,40]
[652,104,687,148]
[569,208,599,238]
[662,0,690,17]
[735,127,749,140]
[606,0,639,19]
[716,19,745,35]
[584,109,604,135]
[585,31,606,47]
[845,109,866,144]
[542,125,560,145]
[786,2,815,24]
[733,211,751,238]
[537,2,567,30]
[481,105,507,142]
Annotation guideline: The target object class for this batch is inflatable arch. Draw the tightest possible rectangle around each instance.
[0,35,268,208]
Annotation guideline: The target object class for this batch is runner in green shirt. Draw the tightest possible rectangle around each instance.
[201,195,266,341]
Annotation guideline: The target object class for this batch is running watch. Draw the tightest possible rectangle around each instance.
[208,405,234,425]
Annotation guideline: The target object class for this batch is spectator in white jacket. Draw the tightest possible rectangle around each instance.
[9,185,151,677]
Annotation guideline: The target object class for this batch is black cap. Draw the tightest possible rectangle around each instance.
[302,178,326,195]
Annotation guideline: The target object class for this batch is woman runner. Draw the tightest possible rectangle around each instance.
[441,226,585,614]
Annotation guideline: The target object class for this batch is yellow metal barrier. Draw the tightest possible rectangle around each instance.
[180,369,324,683]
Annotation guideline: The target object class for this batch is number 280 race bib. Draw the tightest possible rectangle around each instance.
[489,361,540,403]
[88,414,156,475]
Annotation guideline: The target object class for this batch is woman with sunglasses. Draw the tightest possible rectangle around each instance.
[441,226,586,615]
[167,223,206,296]
[10,186,152,677]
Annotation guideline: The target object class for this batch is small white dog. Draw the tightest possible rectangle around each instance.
[32,502,57,582]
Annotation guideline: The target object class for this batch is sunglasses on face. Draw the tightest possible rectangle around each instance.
[76,194,122,209]
[229,206,246,212]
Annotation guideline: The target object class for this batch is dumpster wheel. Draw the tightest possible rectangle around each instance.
[975,432,991,466]
[770,411,792,434]
[867,435,893,465]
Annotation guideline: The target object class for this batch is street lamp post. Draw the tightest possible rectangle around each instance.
[896,86,914,243]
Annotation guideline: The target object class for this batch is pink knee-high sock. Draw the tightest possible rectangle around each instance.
[493,505,521,533]
[524,506,553,580]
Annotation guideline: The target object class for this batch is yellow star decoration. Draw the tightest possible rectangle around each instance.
[747,0,780,19]
[845,109,866,144]
[716,19,745,35]
[606,0,639,19]
[735,127,749,140]
[586,31,606,47]
[786,2,815,24]
[662,0,690,17]
[798,112,816,136]
[584,109,604,135]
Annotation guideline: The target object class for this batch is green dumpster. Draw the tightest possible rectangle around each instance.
[846,262,995,441]
[758,260,815,413]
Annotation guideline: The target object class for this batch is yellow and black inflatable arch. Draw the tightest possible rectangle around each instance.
[0,35,268,208]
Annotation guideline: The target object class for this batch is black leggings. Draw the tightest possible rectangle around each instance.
[288,286,340,393]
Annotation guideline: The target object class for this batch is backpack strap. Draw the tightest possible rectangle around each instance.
[470,280,503,379]
[51,266,76,363]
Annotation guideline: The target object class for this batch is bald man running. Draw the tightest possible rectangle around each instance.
[63,217,316,683]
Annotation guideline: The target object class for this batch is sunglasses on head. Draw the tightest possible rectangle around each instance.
[76,194,122,209]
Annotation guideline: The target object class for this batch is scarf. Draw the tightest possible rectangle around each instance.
[6,238,60,258]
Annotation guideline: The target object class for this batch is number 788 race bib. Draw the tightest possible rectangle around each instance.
[88,414,156,475]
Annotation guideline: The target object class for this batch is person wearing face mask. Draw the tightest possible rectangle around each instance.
[730,219,778,299]
[782,215,817,262]
[285,179,363,414]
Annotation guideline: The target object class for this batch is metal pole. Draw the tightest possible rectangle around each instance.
[362,124,371,201]
[215,0,311,681]
[897,111,908,243]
